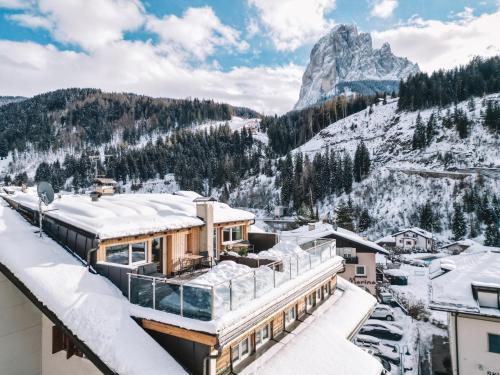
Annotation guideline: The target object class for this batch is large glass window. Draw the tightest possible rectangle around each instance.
[106,244,129,265]
[152,237,163,271]
[222,226,244,243]
[105,242,147,265]
[488,333,500,354]
[131,242,146,264]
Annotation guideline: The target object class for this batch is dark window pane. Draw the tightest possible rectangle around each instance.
[106,244,129,265]
[223,228,231,242]
[489,334,500,354]
[233,226,243,241]
[131,242,146,263]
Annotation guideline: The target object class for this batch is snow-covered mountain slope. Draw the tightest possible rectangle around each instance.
[294,24,419,110]
[296,94,500,170]
[0,96,25,106]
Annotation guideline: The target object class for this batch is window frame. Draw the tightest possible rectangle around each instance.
[222,225,245,244]
[285,306,296,327]
[255,323,271,349]
[105,241,148,266]
[355,265,366,276]
[232,336,252,366]
[306,293,314,310]
[488,333,500,354]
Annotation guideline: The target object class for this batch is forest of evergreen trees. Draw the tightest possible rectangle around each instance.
[25,125,260,198]
[398,56,500,111]
[0,88,235,154]
[261,94,382,155]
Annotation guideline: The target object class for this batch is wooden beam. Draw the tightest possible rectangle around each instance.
[142,319,217,346]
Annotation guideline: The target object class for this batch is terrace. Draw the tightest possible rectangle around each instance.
[128,239,339,321]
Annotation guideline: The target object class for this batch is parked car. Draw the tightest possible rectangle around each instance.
[370,304,395,321]
[356,336,400,364]
[362,348,392,372]
[378,291,397,306]
[355,334,381,346]
[359,320,403,341]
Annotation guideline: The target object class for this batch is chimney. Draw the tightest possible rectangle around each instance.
[197,202,214,258]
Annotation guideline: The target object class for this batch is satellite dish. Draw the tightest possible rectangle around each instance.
[37,181,54,205]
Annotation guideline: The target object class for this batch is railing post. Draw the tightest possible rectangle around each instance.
[229,280,233,311]
[253,271,257,299]
[309,254,312,269]
[128,273,131,301]
[152,278,156,309]
[180,285,184,317]
[211,286,215,320]
[329,243,332,259]
[273,265,276,288]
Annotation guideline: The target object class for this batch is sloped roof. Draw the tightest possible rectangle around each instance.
[240,278,381,375]
[393,227,433,239]
[0,200,187,375]
[430,250,500,317]
[3,189,254,240]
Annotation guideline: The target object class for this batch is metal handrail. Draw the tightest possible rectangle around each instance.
[127,239,337,320]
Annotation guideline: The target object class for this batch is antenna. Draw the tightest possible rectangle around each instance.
[37,181,54,238]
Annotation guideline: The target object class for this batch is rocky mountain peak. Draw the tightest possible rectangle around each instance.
[294,24,419,110]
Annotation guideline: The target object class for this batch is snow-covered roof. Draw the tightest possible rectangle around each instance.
[280,222,388,254]
[393,227,433,239]
[375,234,396,244]
[0,200,187,375]
[430,250,500,316]
[440,239,477,249]
[3,189,254,240]
[240,277,381,375]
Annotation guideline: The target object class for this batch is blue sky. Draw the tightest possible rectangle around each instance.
[0,0,499,113]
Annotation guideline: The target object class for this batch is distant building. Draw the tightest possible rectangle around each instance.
[439,239,478,255]
[280,223,388,295]
[430,250,500,375]
[392,227,434,251]
[375,234,396,249]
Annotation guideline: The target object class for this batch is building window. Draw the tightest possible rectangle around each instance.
[105,242,147,265]
[255,324,270,349]
[355,265,366,276]
[223,226,244,243]
[316,288,322,302]
[323,284,329,296]
[306,293,314,310]
[285,307,296,327]
[232,337,251,365]
[488,333,500,354]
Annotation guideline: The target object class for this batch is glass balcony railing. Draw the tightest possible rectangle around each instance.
[128,239,338,321]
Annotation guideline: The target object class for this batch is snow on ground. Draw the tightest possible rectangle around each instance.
[241,277,382,375]
[0,200,187,375]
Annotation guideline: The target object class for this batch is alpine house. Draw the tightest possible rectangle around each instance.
[0,188,383,375]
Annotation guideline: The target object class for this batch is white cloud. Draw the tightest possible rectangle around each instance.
[372,10,500,72]
[8,0,145,50]
[146,7,248,61]
[0,0,29,9]
[370,0,398,19]
[7,13,52,29]
[248,0,336,51]
[0,39,302,114]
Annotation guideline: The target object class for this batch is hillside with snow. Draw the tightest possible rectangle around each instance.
[231,93,500,243]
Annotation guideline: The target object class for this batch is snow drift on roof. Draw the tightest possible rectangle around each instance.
[4,190,254,239]
[240,277,381,375]
[393,227,433,239]
[0,200,187,375]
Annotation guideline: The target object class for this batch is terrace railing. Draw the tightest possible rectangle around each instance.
[128,239,337,321]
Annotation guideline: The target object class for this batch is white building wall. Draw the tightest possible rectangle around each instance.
[394,232,431,250]
[41,315,102,375]
[0,271,42,375]
[449,313,500,375]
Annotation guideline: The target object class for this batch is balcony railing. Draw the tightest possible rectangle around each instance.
[344,256,359,264]
[128,239,337,321]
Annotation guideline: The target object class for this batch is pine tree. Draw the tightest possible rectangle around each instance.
[484,223,499,246]
[452,204,467,241]
[358,209,372,232]
[353,142,371,182]
[0,137,8,159]
[342,154,353,194]
[412,113,426,149]
[425,113,437,146]
[336,202,354,231]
